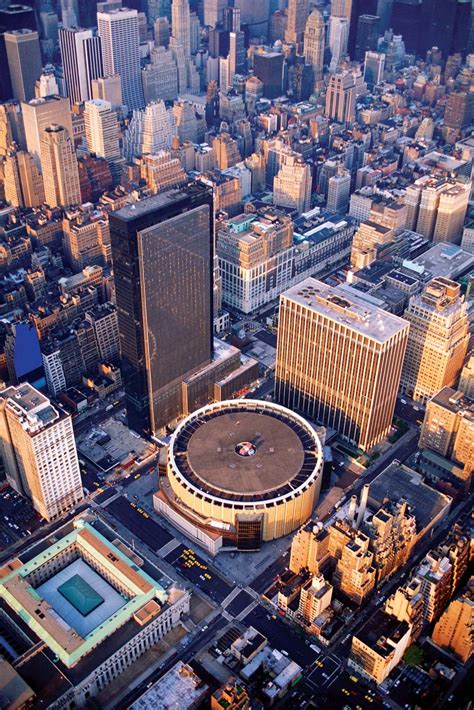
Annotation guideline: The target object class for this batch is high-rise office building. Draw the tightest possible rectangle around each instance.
[420,0,458,58]
[417,551,453,623]
[109,183,214,436]
[59,27,103,105]
[419,387,473,482]
[171,0,191,56]
[391,0,421,55]
[405,176,470,245]
[4,29,41,103]
[4,146,44,207]
[328,15,350,70]
[431,578,474,664]
[400,278,469,404]
[253,49,284,99]
[97,8,145,110]
[123,100,177,160]
[22,96,74,167]
[273,153,312,215]
[204,0,227,27]
[384,578,424,640]
[91,74,122,108]
[40,124,81,208]
[355,14,380,60]
[349,610,411,684]
[444,91,474,131]
[84,99,121,181]
[304,10,325,91]
[298,575,333,624]
[327,169,351,213]
[234,0,270,37]
[364,50,385,87]
[325,72,356,124]
[0,383,83,520]
[347,0,378,56]
[285,0,309,53]
[276,278,409,450]
[331,0,352,16]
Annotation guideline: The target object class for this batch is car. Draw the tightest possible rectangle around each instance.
[413,405,420,411]
[400,398,407,405]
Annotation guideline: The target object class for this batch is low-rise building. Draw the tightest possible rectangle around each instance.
[130,661,208,709]
[0,518,190,707]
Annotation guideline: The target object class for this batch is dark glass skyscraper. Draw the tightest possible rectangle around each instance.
[110,183,214,437]
[420,0,457,57]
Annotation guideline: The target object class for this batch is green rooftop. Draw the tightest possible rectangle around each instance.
[58,575,104,616]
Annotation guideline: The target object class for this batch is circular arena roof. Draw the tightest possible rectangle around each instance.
[169,400,323,507]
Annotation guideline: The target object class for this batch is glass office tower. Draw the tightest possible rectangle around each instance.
[110,183,214,436]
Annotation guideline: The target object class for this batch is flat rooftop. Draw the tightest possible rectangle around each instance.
[0,521,166,667]
[412,242,474,279]
[368,463,452,532]
[112,182,211,221]
[130,661,208,710]
[38,559,126,638]
[172,402,321,503]
[355,609,409,657]
[187,411,305,495]
[429,387,474,416]
[281,277,409,343]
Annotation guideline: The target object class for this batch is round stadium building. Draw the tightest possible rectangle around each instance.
[154,400,324,554]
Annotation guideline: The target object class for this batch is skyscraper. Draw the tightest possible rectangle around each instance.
[109,183,214,436]
[364,50,385,87]
[304,10,325,91]
[97,8,145,110]
[40,124,82,208]
[276,278,409,450]
[59,27,103,105]
[22,96,74,167]
[331,0,352,16]
[4,29,42,103]
[325,72,356,124]
[405,176,470,245]
[286,0,310,53]
[273,154,312,214]
[253,50,284,99]
[327,169,351,213]
[431,579,474,664]
[0,383,83,520]
[420,0,458,58]
[4,146,44,207]
[328,15,350,70]
[355,14,380,60]
[171,0,191,56]
[84,99,121,181]
[204,0,227,27]
[400,278,469,404]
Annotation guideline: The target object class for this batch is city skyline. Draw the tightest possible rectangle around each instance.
[0,0,471,707]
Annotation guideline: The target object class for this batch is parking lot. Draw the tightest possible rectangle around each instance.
[106,496,174,550]
[0,487,41,549]
[164,544,233,604]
